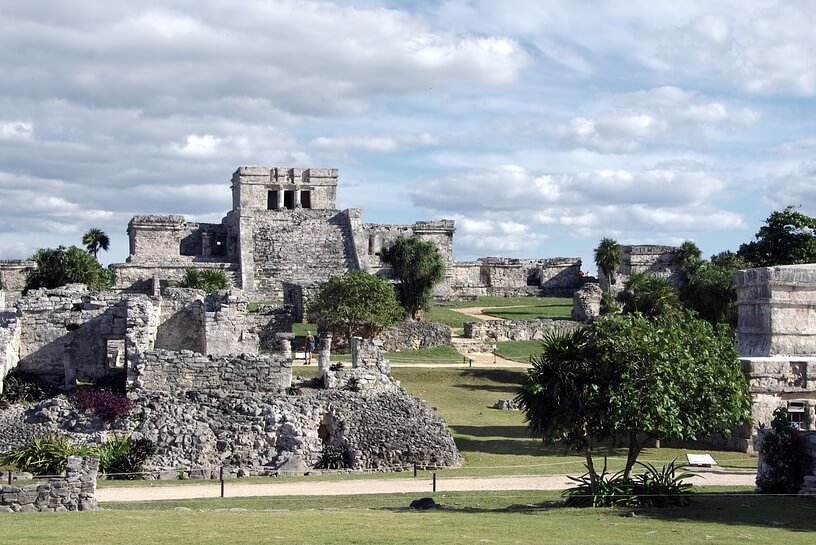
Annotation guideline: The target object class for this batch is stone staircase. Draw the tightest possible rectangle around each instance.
[451,337,493,355]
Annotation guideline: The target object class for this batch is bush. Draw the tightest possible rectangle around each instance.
[563,460,693,508]
[757,407,809,494]
[316,444,349,469]
[178,268,229,293]
[72,390,133,423]
[1,434,93,475]
[96,434,156,479]
[0,370,56,404]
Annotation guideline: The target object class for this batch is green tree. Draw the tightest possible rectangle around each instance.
[675,240,702,270]
[307,270,404,346]
[25,246,115,292]
[82,228,110,259]
[516,311,750,483]
[380,235,445,320]
[616,272,680,317]
[738,206,816,266]
[593,238,622,293]
[178,268,229,294]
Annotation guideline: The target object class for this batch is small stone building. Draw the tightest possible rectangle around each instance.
[735,264,816,446]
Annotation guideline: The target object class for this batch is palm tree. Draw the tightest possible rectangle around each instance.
[675,240,702,270]
[82,228,110,260]
[593,238,622,293]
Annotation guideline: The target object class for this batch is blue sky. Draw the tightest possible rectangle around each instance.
[1,0,815,273]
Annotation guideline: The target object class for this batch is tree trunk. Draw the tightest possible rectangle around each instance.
[623,431,642,479]
[583,439,598,494]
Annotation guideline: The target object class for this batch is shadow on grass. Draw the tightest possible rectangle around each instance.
[451,425,530,439]
[452,383,519,394]
[459,369,525,385]
[452,436,571,457]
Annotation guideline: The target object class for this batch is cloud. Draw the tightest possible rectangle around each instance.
[763,162,816,212]
[0,121,33,141]
[553,87,759,152]
[309,133,438,153]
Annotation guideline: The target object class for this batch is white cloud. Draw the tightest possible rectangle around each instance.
[0,121,33,141]
[173,134,221,156]
[309,133,437,153]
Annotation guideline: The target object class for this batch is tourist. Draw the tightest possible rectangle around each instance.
[304,330,315,365]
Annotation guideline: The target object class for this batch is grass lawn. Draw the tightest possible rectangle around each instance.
[441,296,571,309]
[493,340,543,363]
[482,304,573,320]
[4,491,813,545]
[392,368,756,476]
[424,306,482,327]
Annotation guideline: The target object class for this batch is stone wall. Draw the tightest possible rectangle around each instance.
[15,285,128,386]
[0,260,35,299]
[600,245,681,293]
[377,321,451,351]
[464,318,580,342]
[0,311,21,394]
[131,349,292,393]
[742,357,816,436]
[0,456,98,513]
[154,288,206,353]
[249,209,358,298]
[735,265,816,357]
[202,290,261,356]
[572,282,602,322]
[448,257,582,299]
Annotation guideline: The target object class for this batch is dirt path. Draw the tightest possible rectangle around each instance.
[97,468,755,503]
[449,306,509,321]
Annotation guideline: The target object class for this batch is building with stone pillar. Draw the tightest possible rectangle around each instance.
[735,264,816,447]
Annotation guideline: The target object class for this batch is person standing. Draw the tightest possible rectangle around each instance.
[304,330,315,365]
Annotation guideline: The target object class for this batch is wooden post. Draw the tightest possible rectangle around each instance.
[220,467,225,498]
[432,472,436,492]
[413,463,417,478]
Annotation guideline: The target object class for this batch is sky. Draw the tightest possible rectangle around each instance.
[1,0,815,273]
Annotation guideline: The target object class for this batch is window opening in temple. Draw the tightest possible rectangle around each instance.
[300,190,312,209]
[284,190,295,210]
[213,234,227,256]
[526,270,539,286]
[267,190,279,210]
[788,401,806,429]
[106,338,126,369]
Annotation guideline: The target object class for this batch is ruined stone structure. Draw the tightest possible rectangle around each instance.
[599,245,681,293]
[464,318,579,343]
[0,456,98,513]
[735,265,816,448]
[0,260,34,307]
[110,166,582,300]
[0,284,461,474]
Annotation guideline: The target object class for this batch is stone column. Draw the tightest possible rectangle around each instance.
[294,188,302,208]
[276,332,295,361]
[277,187,284,210]
[201,232,212,257]
[151,274,161,297]
[0,290,5,311]
[318,332,332,374]
[63,342,78,389]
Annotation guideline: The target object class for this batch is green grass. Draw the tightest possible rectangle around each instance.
[291,322,318,337]
[482,304,573,320]
[424,306,482,327]
[441,296,572,309]
[386,345,463,363]
[493,340,543,363]
[392,367,757,476]
[4,491,814,545]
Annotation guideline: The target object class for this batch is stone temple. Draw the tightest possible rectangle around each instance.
[110,166,582,300]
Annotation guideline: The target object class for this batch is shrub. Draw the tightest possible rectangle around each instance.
[179,268,229,293]
[756,407,809,494]
[96,434,156,479]
[1,434,93,475]
[563,460,693,508]
[316,444,349,470]
[0,370,56,404]
[73,390,133,423]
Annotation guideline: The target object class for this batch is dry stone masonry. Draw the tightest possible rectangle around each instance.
[464,318,579,342]
[0,456,98,513]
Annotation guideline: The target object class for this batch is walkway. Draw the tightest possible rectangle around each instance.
[97,468,756,503]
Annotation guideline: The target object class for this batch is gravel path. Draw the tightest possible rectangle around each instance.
[97,468,755,503]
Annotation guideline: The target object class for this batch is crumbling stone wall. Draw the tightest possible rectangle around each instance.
[448,257,582,299]
[202,290,261,355]
[131,349,292,393]
[154,288,206,353]
[0,311,21,394]
[572,282,602,322]
[15,285,128,386]
[0,260,35,300]
[0,456,98,513]
[742,357,816,431]
[464,318,579,342]
[377,321,451,351]
[600,245,681,293]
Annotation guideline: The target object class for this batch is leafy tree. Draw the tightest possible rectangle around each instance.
[82,228,110,259]
[178,268,229,293]
[517,311,750,485]
[307,270,404,346]
[678,251,752,328]
[25,246,115,292]
[616,272,680,317]
[380,235,445,320]
[738,206,816,266]
[593,238,622,292]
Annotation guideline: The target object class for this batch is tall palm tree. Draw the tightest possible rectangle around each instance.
[82,228,110,259]
[593,237,622,293]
